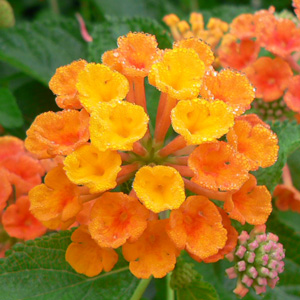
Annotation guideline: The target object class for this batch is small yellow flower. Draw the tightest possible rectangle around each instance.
[133,165,185,213]
[90,100,149,151]
[64,144,122,193]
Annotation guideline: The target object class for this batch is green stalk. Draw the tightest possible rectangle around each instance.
[166,273,175,300]
[48,0,60,14]
[130,277,152,300]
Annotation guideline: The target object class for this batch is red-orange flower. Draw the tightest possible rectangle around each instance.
[66,226,118,277]
[224,174,272,225]
[293,0,300,19]
[274,184,300,213]
[89,192,149,248]
[200,69,255,115]
[227,114,279,170]
[166,195,227,259]
[25,109,90,159]
[284,75,300,113]
[0,136,24,160]
[123,219,180,278]
[2,196,47,240]
[49,60,87,109]
[230,14,256,39]
[0,169,12,211]
[245,57,293,102]
[188,141,250,191]
[29,164,81,228]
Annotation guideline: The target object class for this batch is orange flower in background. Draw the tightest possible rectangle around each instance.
[89,192,149,248]
[200,69,255,115]
[66,226,118,277]
[245,57,293,102]
[0,169,12,211]
[189,141,250,191]
[227,114,279,170]
[293,0,300,19]
[224,174,272,225]
[0,136,24,160]
[2,196,47,240]
[76,63,129,113]
[123,219,180,278]
[167,196,227,259]
[25,109,89,159]
[49,60,87,109]
[29,164,81,228]
[284,75,300,113]
[218,35,260,70]
[230,14,256,39]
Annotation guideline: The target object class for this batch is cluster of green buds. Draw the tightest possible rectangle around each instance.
[226,225,285,297]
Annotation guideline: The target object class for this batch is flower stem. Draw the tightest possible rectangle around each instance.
[48,0,60,14]
[166,273,175,300]
[130,277,152,300]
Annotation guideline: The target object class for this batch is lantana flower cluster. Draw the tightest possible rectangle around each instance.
[0,136,47,256]
[25,32,279,281]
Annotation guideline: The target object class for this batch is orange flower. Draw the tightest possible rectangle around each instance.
[66,226,118,277]
[173,38,214,67]
[274,184,300,213]
[188,141,250,191]
[227,114,279,170]
[2,196,47,240]
[90,100,149,151]
[25,109,89,159]
[218,35,260,70]
[64,144,122,193]
[166,195,227,259]
[245,57,293,102]
[200,69,255,115]
[171,99,234,145]
[0,136,24,160]
[76,63,129,113]
[149,48,205,100]
[230,14,256,39]
[123,219,179,278]
[29,164,81,227]
[284,75,300,113]
[89,192,149,248]
[133,165,185,213]
[0,169,12,211]
[224,174,272,225]
[293,0,300,19]
[190,207,238,263]
[256,15,300,57]
[49,60,87,109]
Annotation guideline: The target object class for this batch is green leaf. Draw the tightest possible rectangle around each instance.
[0,18,89,85]
[176,275,220,300]
[253,121,300,192]
[88,17,172,63]
[0,87,23,128]
[0,230,139,300]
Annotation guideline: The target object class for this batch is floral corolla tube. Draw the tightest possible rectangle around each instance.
[25,32,279,281]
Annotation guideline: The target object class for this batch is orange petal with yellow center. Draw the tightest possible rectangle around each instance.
[149,48,205,100]
[29,164,81,225]
[25,109,90,159]
[2,196,47,240]
[76,63,129,113]
[90,100,149,151]
[200,69,255,115]
[166,195,227,259]
[188,141,250,191]
[284,75,300,113]
[66,226,118,277]
[102,50,124,73]
[123,219,180,278]
[133,165,185,213]
[174,38,214,67]
[171,99,234,145]
[227,116,278,170]
[89,192,150,248]
[116,32,162,77]
[64,144,121,193]
[245,57,292,102]
[49,60,87,109]
[224,174,272,225]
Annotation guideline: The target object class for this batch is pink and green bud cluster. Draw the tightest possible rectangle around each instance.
[225,225,285,298]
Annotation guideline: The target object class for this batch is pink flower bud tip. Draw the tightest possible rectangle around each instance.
[234,283,249,298]
[262,254,269,266]
[267,233,279,242]
[268,277,279,288]
[249,240,259,251]
[256,234,267,243]
[249,266,258,279]
[254,285,267,295]
[237,261,246,272]
[257,277,268,286]
[242,275,253,287]
[236,246,247,258]
[246,252,255,263]
[269,270,278,279]
[238,231,250,244]
[268,260,278,269]
[226,267,237,279]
